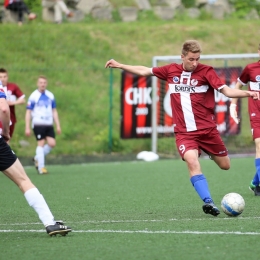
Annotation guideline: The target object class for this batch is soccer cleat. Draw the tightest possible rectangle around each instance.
[202,203,220,216]
[38,167,48,174]
[254,185,260,196]
[46,221,72,236]
[249,181,256,193]
[33,157,38,170]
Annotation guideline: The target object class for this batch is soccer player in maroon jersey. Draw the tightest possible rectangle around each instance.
[230,43,260,196]
[105,40,259,216]
[0,68,26,140]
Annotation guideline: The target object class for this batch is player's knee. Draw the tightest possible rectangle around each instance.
[48,141,56,148]
[186,158,200,172]
[219,162,230,170]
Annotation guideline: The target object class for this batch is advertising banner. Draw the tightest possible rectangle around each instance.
[120,67,242,139]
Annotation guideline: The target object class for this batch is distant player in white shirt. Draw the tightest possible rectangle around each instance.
[25,75,61,174]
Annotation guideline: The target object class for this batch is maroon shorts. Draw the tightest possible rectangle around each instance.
[250,120,260,140]
[175,127,228,159]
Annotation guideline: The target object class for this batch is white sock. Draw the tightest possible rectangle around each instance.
[24,188,55,227]
[36,146,44,169]
[43,144,52,156]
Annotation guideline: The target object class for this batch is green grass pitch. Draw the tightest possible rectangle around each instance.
[1,157,260,259]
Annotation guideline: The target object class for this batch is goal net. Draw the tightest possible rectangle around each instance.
[151,53,259,158]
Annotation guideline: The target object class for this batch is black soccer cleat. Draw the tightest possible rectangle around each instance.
[46,221,72,236]
[202,203,220,217]
[254,186,260,196]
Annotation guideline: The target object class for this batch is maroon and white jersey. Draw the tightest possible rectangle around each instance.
[152,63,226,133]
[3,82,25,124]
[238,61,260,122]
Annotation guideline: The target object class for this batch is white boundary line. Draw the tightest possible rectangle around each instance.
[0,229,259,235]
[1,216,260,226]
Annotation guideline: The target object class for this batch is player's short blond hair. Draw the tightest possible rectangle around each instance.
[182,40,201,56]
[258,43,260,50]
[38,75,47,80]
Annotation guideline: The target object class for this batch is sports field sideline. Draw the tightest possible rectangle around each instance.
[1,157,260,259]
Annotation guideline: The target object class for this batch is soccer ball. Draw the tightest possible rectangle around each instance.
[221,192,245,217]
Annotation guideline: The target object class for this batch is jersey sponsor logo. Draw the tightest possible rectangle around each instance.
[170,84,196,93]
[249,81,260,91]
[191,79,198,86]
[173,76,179,83]
[169,84,208,93]
[256,75,260,82]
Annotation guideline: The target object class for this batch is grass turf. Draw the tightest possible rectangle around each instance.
[0,157,260,259]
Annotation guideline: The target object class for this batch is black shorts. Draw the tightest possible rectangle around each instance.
[0,137,17,171]
[33,125,55,140]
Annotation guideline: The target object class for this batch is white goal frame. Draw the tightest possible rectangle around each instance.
[151,53,259,154]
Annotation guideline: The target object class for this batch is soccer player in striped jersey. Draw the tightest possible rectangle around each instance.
[105,40,259,216]
[230,43,260,196]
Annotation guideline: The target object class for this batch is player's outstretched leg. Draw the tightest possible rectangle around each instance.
[3,158,72,236]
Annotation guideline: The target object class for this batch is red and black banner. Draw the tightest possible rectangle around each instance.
[214,67,242,135]
[120,67,242,139]
[120,72,152,138]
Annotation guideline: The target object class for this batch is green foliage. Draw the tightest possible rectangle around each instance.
[111,9,122,22]
[229,0,260,18]
[198,8,213,20]
[93,128,124,153]
[138,10,161,22]
[24,0,41,12]
[181,0,196,8]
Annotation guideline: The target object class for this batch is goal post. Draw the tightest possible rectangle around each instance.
[151,53,259,156]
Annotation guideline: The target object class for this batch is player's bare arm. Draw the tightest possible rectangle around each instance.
[53,109,61,134]
[7,96,26,106]
[220,85,259,99]
[25,109,31,136]
[229,81,244,124]
[105,59,152,77]
[0,98,10,141]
